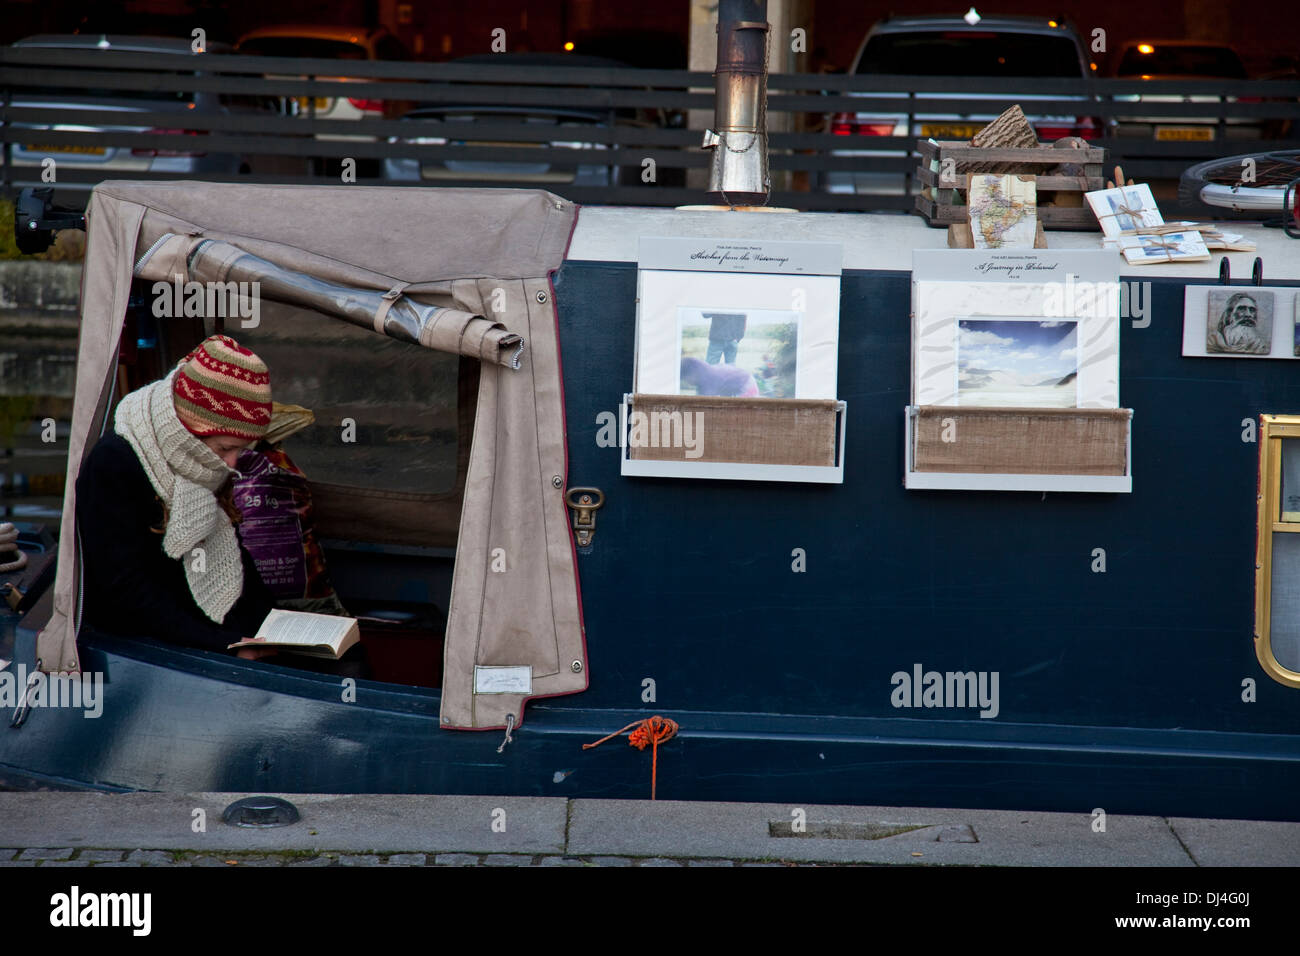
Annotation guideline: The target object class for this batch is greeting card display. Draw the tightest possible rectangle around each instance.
[635,237,841,401]
[907,249,1131,493]
[625,237,846,483]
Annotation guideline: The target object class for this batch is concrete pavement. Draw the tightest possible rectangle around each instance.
[1,792,1297,866]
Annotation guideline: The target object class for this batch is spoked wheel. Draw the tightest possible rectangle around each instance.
[1178,149,1300,222]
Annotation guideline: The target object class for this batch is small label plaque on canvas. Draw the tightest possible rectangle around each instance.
[474,666,533,695]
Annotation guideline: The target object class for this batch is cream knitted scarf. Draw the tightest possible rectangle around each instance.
[114,369,243,623]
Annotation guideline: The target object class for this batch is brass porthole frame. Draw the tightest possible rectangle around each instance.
[1254,415,1300,688]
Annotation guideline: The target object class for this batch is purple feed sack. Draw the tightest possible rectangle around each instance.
[680,356,760,397]
[233,447,340,606]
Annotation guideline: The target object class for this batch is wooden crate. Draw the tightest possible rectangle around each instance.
[914,139,1107,230]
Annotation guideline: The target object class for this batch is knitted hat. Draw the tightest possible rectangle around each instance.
[171,335,272,440]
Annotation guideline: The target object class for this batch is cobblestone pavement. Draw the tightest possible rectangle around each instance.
[0,848,832,867]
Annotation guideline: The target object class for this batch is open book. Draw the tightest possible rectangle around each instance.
[228,609,359,660]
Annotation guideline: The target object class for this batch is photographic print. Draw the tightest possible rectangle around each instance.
[1207,289,1274,354]
[635,263,840,400]
[676,308,799,398]
[957,318,1078,408]
[1116,231,1210,265]
[1086,183,1163,237]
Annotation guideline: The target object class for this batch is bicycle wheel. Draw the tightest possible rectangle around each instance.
[1177,149,1299,221]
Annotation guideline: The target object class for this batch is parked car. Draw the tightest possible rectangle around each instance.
[235,25,408,175]
[383,53,683,191]
[4,35,274,204]
[823,12,1100,201]
[1110,41,1263,144]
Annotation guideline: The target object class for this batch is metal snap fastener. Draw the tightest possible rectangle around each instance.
[536,290,548,303]
[552,475,563,488]
[571,660,583,673]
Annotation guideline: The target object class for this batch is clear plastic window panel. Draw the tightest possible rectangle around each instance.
[1270,532,1300,673]
[163,300,460,495]
[1282,439,1300,523]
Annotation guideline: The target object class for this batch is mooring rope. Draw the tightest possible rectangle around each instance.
[583,715,679,800]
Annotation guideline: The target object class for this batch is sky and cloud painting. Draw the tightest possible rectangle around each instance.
[957,318,1078,408]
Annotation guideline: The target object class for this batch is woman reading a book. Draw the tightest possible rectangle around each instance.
[76,335,279,661]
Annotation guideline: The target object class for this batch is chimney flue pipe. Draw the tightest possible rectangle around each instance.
[704,0,770,206]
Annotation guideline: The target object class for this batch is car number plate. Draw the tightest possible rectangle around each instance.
[24,144,107,155]
[921,123,981,139]
[1155,126,1213,141]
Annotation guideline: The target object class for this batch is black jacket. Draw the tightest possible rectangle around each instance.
[75,433,274,653]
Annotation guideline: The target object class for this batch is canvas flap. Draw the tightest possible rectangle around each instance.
[37,182,584,730]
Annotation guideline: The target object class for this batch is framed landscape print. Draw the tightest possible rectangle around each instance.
[911,249,1121,408]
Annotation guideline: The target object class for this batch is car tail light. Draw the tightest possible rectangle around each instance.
[132,129,207,157]
[1034,126,1075,140]
[830,112,896,136]
[1036,118,1101,141]
[347,98,385,113]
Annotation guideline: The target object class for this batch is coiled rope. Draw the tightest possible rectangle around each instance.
[583,715,679,800]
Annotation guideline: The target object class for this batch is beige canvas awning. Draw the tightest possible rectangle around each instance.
[38,181,585,730]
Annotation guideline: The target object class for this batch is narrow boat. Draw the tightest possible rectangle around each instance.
[2,180,1299,822]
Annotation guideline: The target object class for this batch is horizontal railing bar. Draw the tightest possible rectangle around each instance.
[7,79,1297,123]
[0,165,918,207]
[0,106,702,144]
[3,48,1294,97]
[0,69,715,110]
[0,47,716,86]
[8,125,1295,169]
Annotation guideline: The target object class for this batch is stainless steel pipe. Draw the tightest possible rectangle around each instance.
[704,0,770,206]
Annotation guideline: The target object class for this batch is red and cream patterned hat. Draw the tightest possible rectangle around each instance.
[171,335,272,440]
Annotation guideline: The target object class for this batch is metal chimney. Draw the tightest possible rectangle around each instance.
[703,0,770,206]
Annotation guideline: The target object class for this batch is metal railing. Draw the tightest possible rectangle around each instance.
[2,46,1298,211]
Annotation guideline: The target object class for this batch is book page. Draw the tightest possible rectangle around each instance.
[254,609,354,648]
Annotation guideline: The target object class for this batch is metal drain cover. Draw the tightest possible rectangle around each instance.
[222,796,300,828]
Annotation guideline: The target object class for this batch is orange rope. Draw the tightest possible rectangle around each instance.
[583,715,679,800]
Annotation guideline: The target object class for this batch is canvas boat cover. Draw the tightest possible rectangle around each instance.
[38,181,584,730]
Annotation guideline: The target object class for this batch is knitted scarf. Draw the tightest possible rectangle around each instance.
[114,369,243,623]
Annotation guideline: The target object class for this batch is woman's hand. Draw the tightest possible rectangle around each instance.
[235,636,277,661]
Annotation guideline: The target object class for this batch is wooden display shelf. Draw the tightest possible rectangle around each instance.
[903,405,1133,493]
[914,139,1107,231]
[620,393,847,484]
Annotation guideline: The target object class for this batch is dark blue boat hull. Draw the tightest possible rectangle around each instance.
[4,262,1299,819]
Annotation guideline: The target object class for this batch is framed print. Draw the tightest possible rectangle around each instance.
[1181,285,1299,360]
[636,237,841,400]
[912,250,1120,408]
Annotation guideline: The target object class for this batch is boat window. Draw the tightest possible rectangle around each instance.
[126,292,471,552]
[107,294,464,687]
[156,300,461,495]
[1255,418,1300,686]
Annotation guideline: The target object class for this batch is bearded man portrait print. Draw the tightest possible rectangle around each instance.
[1207,290,1273,355]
